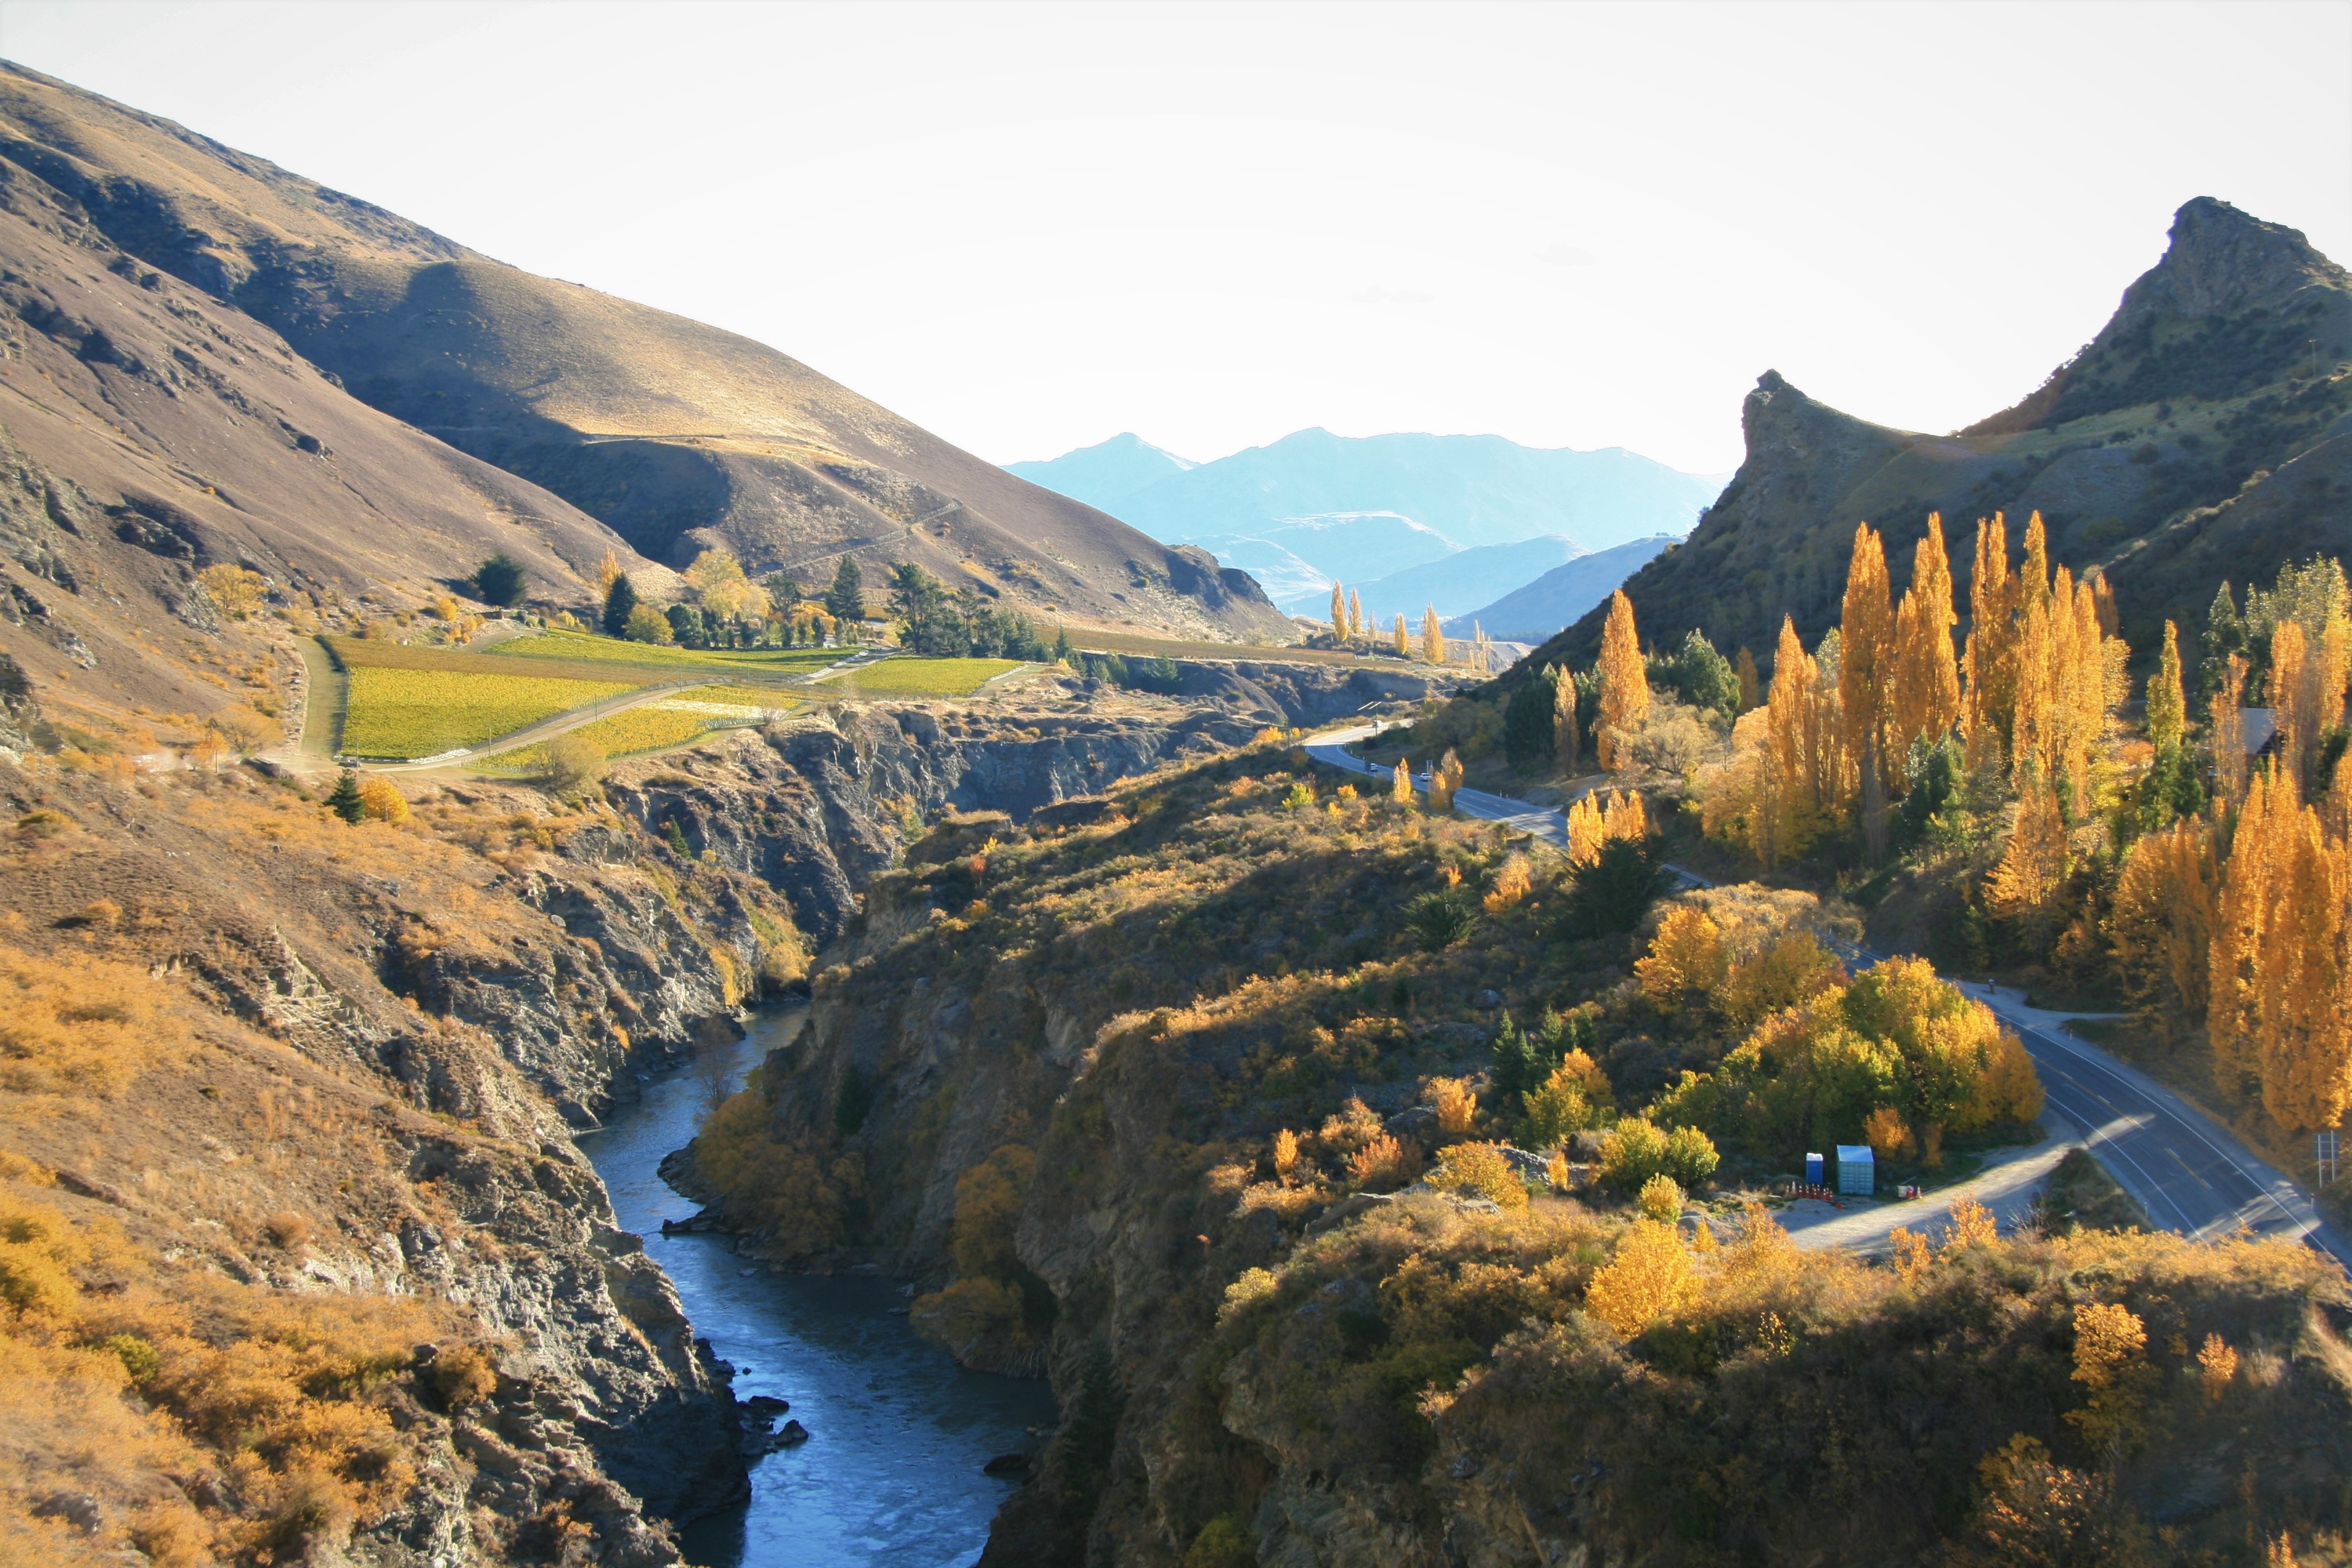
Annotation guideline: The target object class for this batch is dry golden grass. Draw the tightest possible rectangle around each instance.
[0,946,175,1102]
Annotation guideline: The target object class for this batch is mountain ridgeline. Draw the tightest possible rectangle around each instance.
[1011,428,1723,618]
[0,61,1287,657]
[1521,198,2352,679]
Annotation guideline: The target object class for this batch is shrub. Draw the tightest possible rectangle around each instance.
[356,775,408,825]
[1635,1174,1683,1222]
[473,553,528,608]
[1582,1218,1691,1335]
[1559,835,1669,938]
[1597,1118,1718,1193]
[1430,1142,1529,1209]
[196,562,265,619]
[624,603,674,644]
[421,1344,499,1412]
[1346,1133,1422,1192]
[1185,1515,1258,1568]
[262,1212,314,1250]
[544,733,606,793]
[1405,890,1475,951]
[1426,1076,1478,1136]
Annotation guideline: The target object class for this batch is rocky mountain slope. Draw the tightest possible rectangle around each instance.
[0,62,1286,644]
[1527,198,2352,673]
[0,125,662,742]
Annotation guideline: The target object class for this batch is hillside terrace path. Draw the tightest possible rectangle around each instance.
[1300,723,2352,1269]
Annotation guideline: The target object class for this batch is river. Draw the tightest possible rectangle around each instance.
[578,1004,1057,1566]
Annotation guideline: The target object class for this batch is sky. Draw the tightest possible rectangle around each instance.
[1,1,2346,477]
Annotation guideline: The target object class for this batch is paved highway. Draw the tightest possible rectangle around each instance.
[1299,722,2352,1268]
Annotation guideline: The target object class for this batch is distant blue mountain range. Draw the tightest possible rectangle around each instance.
[1443,535,1681,644]
[1006,429,1726,619]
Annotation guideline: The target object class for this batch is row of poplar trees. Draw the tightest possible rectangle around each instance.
[1705,512,2128,872]
[1709,506,2352,1138]
[2111,564,2352,1136]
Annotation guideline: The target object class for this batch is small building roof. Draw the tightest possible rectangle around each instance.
[1834,1145,1875,1163]
[2242,707,2278,757]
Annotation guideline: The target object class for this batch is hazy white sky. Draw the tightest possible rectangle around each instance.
[1,1,2346,475]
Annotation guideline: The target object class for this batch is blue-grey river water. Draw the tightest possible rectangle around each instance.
[577,1004,1055,1566]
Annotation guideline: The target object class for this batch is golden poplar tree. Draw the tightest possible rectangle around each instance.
[1393,614,1410,659]
[1595,590,1650,771]
[1839,522,1896,857]
[1422,607,1446,666]
[1961,513,2018,772]
[2252,803,2348,1132]
[2107,818,2215,1031]
[1734,648,1761,713]
[2210,766,2288,1079]
[1891,514,1961,762]
[2146,620,2187,753]
[1554,666,1581,775]
[596,549,622,598]
[2090,570,2118,637]
[1349,589,1365,641]
[1430,749,1465,811]
[1392,757,1414,804]
[1759,615,1831,864]
[1566,792,1606,866]
[1984,770,2070,953]
[1330,583,1348,641]
[1602,790,1650,845]
[2212,655,2250,808]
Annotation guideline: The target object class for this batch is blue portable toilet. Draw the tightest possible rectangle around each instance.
[1835,1145,1875,1197]
[1804,1152,1824,1188]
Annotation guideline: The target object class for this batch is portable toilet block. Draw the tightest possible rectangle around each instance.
[1835,1145,1875,1196]
[1804,1152,1824,1189]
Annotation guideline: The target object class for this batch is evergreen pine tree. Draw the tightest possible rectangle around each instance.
[326,768,365,824]
[826,556,866,622]
[602,572,638,637]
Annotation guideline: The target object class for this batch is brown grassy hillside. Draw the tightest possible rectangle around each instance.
[1525,198,2352,677]
[0,62,1288,643]
[0,132,653,740]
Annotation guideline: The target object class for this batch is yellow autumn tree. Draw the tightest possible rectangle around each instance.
[2270,608,2350,794]
[1422,607,1446,666]
[1984,770,2070,953]
[1636,904,1729,1004]
[2212,654,2251,808]
[1429,750,1465,811]
[1394,613,1410,659]
[1595,590,1650,771]
[1566,792,1606,867]
[1890,513,1961,764]
[1733,647,1761,712]
[1348,589,1364,641]
[1583,1218,1691,1336]
[1392,757,1414,804]
[1330,583,1348,641]
[2146,619,2187,753]
[2211,766,2289,1082]
[1839,521,1897,858]
[2107,817,2216,1033]
[1961,513,2019,773]
[2249,804,2343,1133]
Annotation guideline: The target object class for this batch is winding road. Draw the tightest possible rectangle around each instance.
[1301,722,2352,1268]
